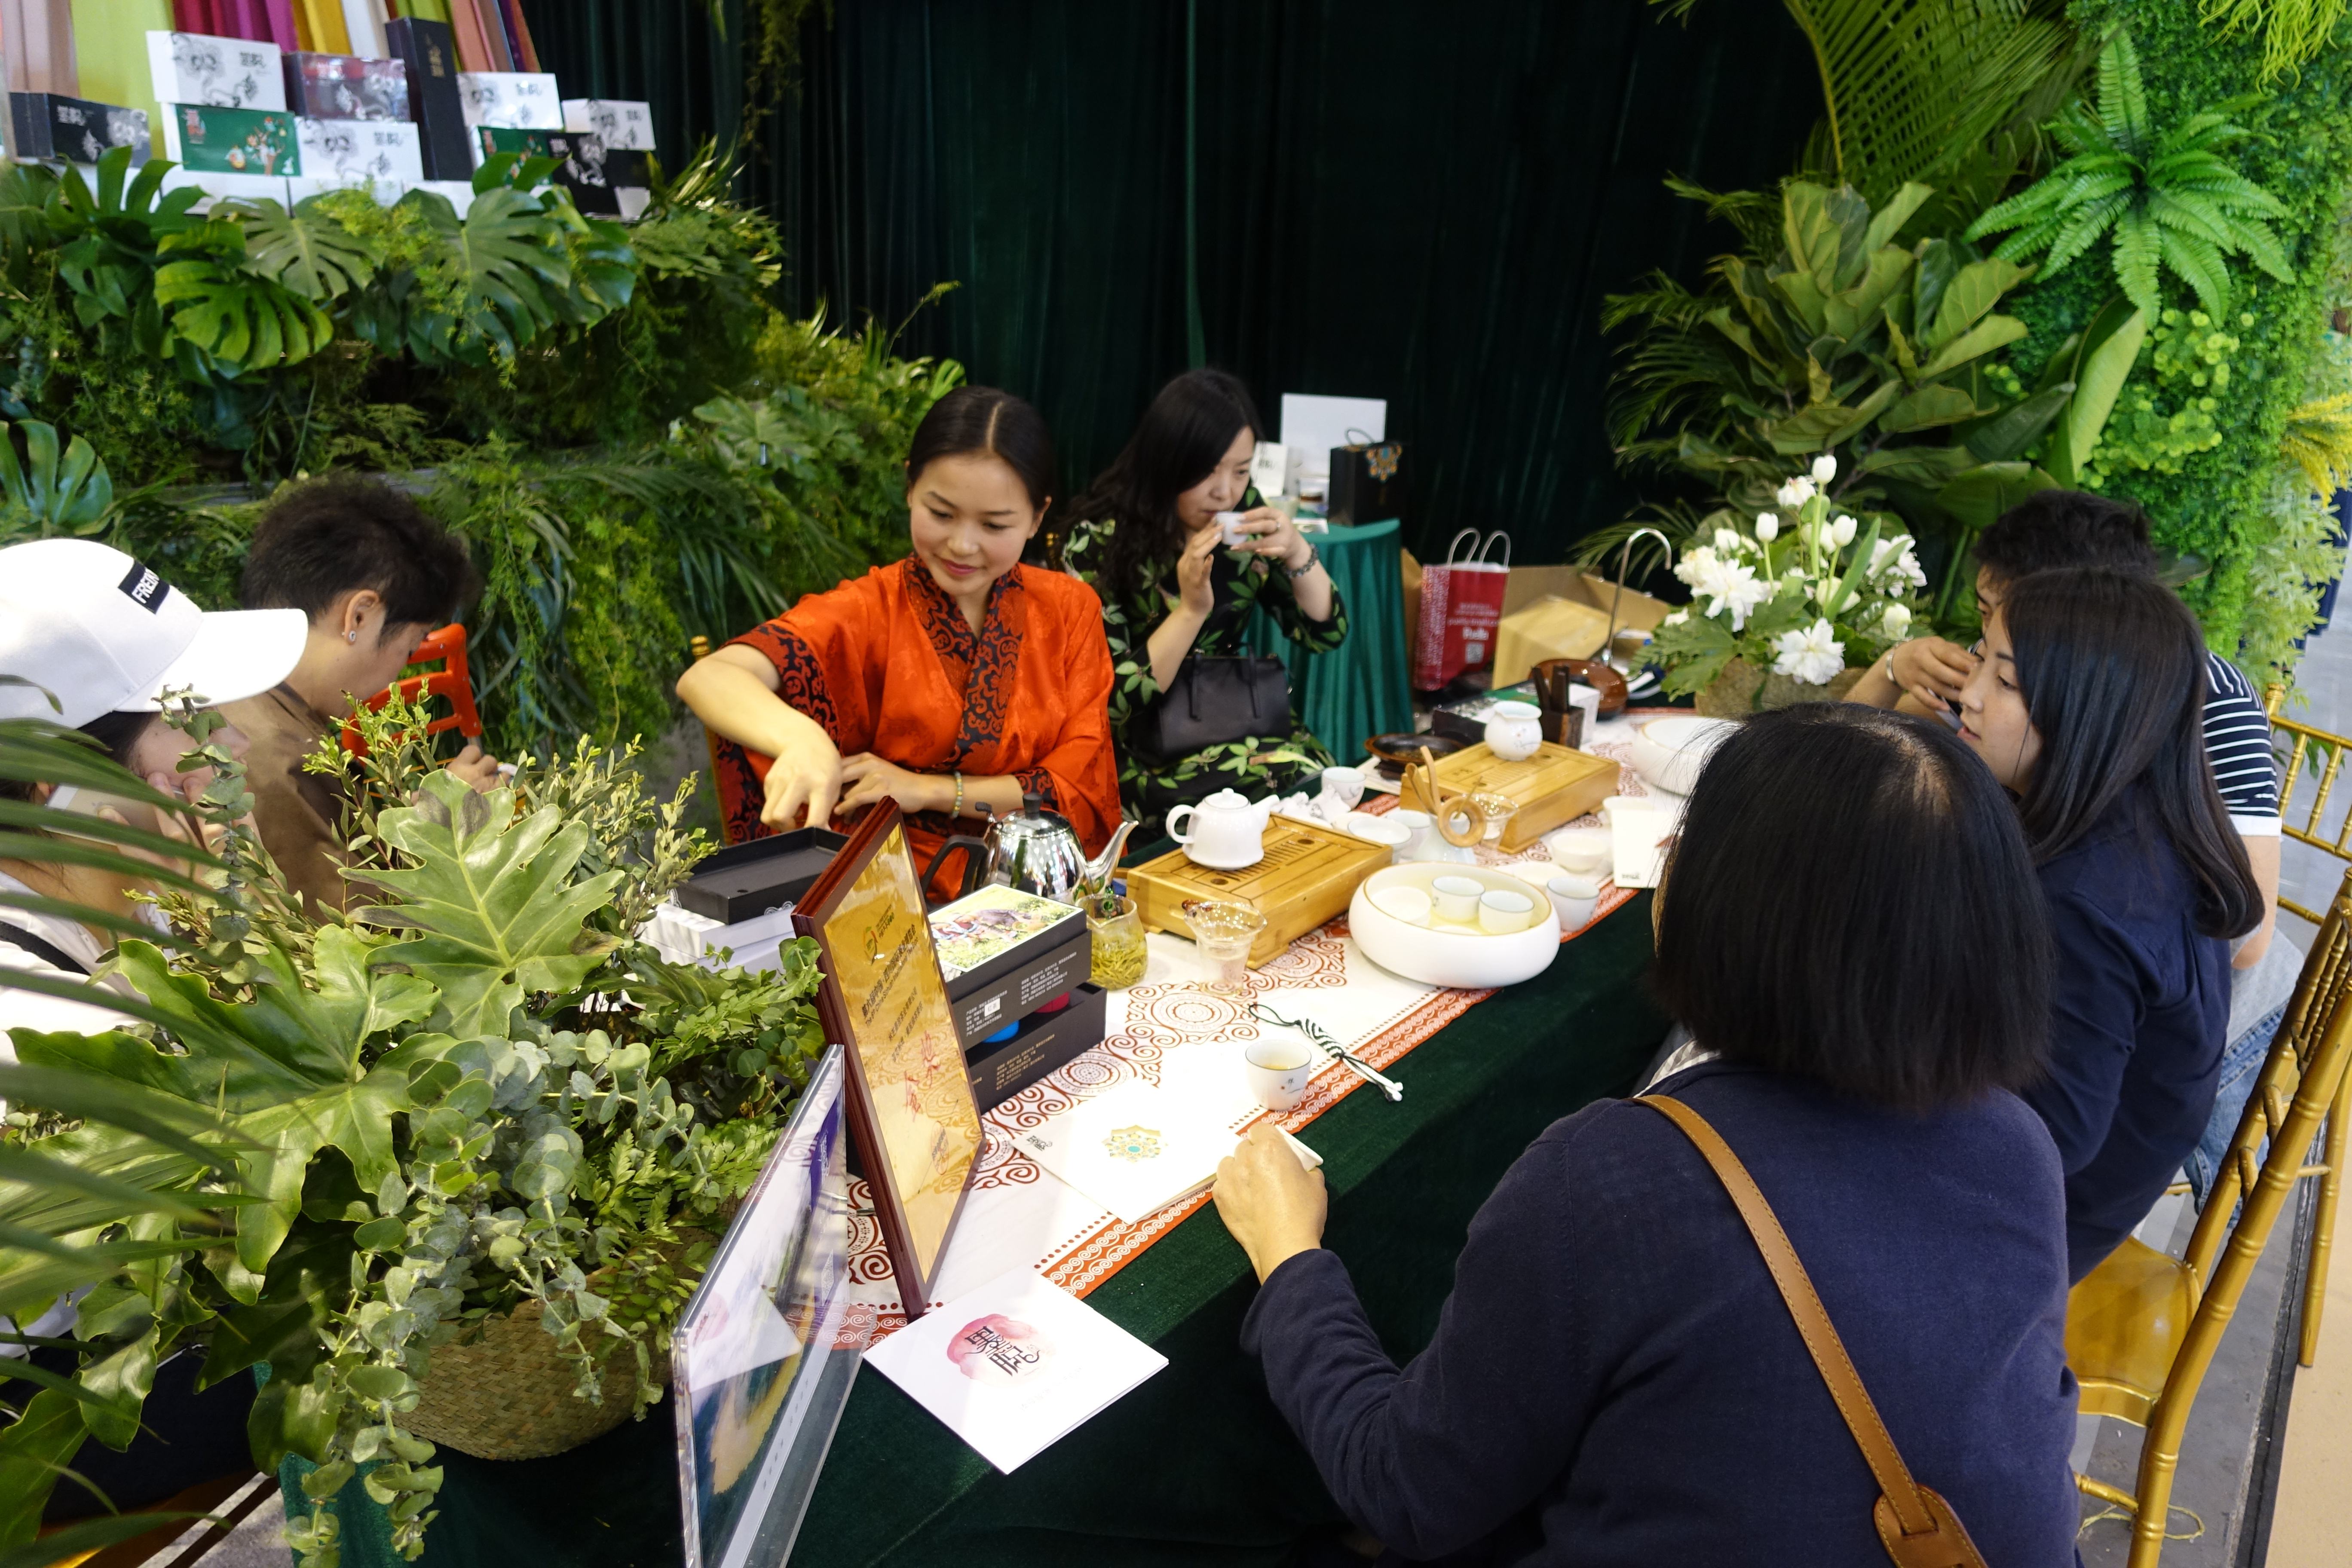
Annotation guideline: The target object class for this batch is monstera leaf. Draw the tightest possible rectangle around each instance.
[234,196,383,302]
[356,773,623,1036]
[153,222,333,375]
[0,420,112,537]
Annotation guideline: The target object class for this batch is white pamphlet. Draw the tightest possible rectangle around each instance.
[863,1268,1167,1472]
[1010,1076,1320,1225]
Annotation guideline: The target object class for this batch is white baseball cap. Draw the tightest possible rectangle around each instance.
[0,539,308,728]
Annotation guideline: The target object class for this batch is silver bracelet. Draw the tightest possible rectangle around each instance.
[1286,542,1321,580]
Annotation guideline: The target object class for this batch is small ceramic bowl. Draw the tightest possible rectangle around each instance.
[1431,875,1483,925]
[1478,888,1536,933]
[1629,715,1739,796]
[1545,826,1610,875]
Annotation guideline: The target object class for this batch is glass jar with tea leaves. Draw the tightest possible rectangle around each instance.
[1088,891,1148,989]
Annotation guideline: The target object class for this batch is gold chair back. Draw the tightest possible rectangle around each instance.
[2064,864,2352,1564]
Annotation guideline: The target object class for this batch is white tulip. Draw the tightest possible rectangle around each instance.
[1754,513,1779,542]
[1775,477,1816,509]
[1811,453,1838,486]
[1715,527,1743,553]
[1881,603,1913,637]
[1829,514,1857,548]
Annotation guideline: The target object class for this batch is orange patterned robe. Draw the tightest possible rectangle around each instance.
[715,558,1122,900]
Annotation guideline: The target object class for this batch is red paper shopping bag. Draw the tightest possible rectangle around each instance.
[1412,529,1511,690]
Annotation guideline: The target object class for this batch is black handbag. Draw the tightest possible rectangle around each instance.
[1131,654,1295,764]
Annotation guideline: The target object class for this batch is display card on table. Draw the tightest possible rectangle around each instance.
[1014,1075,1320,1225]
[562,97,655,149]
[862,1267,1166,1473]
[792,806,985,1317]
[673,1046,863,1568]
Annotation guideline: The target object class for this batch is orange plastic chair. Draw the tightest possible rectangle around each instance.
[340,624,484,758]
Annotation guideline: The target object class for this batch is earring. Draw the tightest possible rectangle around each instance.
[346,631,358,644]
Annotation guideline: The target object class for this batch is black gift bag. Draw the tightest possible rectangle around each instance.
[1327,439,1404,527]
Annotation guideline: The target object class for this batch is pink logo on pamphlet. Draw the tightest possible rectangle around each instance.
[948,1314,1055,1384]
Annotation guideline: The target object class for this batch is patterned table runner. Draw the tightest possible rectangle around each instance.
[843,710,1675,1341]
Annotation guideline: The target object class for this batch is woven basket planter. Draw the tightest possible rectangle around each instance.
[1694,657,1865,717]
[404,1298,670,1461]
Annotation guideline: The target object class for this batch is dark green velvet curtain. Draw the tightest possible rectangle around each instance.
[522,1,1822,564]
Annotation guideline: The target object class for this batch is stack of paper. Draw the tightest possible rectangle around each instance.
[863,1269,1166,1472]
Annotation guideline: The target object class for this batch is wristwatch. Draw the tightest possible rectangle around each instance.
[1286,542,1321,580]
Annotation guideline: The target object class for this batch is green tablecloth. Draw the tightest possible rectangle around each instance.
[309,896,1663,1567]
[1246,518,1414,761]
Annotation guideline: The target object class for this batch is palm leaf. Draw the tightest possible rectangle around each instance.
[1779,0,2079,205]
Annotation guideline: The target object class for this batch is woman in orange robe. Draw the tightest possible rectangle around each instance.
[677,386,1121,899]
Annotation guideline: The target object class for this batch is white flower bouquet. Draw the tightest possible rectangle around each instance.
[1647,455,1927,701]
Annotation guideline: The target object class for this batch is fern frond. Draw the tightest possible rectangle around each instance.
[2097,30,2153,155]
[2156,225,2233,315]
[2111,206,2163,314]
[2279,391,2352,495]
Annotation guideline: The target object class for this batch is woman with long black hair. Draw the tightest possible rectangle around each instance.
[1955,566,2263,1280]
[1062,369,1346,834]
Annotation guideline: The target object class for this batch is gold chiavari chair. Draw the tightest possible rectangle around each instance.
[2265,684,2352,1363]
[2064,864,2352,1562]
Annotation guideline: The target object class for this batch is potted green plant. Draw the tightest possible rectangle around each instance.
[0,696,827,1566]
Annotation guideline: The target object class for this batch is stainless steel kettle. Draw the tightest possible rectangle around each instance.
[923,793,1134,907]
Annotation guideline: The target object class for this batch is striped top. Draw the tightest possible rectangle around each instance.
[2205,651,2279,833]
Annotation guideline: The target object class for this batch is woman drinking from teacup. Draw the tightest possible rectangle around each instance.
[1063,369,1345,836]
[1954,566,2260,1280]
[677,387,1122,896]
[1212,704,2077,1560]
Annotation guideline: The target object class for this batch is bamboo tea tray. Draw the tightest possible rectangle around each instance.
[1399,741,1617,851]
[1130,818,1392,966]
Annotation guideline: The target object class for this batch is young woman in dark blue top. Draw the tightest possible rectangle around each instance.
[1954,567,2262,1281]
[1213,705,2079,1566]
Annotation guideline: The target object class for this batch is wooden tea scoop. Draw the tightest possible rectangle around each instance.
[1418,744,1488,848]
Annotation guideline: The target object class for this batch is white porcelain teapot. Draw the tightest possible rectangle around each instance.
[1166,789,1275,869]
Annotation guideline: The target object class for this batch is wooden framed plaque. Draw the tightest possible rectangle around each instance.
[790,805,983,1318]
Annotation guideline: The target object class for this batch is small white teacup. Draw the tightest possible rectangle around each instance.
[1546,873,1600,931]
[1478,888,1536,933]
[1318,766,1367,812]
[1431,875,1483,925]
[1244,1037,1317,1111]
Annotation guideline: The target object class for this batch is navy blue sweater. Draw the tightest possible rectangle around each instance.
[1241,1062,2079,1566]
[2024,810,2231,1280]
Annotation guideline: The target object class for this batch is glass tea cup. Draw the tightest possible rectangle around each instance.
[1088,891,1148,989]
[1468,791,1519,844]
[1183,898,1266,995]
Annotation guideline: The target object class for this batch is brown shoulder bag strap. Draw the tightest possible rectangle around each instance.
[1635,1095,1989,1568]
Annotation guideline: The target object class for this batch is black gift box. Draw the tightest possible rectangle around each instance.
[385,17,471,180]
[1326,439,1404,528]
[10,94,150,165]
[964,983,1107,1109]
[674,828,848,925]
[945,920,1090,1047]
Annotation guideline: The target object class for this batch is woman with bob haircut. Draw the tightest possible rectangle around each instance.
[679,386,1121,897]
[1212,704,2078,1563]
[1955,566,2262,1280]
[1063,368,1345,835]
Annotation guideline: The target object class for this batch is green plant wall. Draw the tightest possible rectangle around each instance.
[2008,0,2352,685]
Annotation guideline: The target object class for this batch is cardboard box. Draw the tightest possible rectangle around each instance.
[10,94,150,164]
[147,31,285,112]
[163,103,299,176]
[674,828,848,925]
[1491,570,1673,688]
[456,71,560,129]
[284,53,410,121]
[965,984,1107,1110]
[930,885,1091,1045]
[297,118,422,185]
[562,98,655,150]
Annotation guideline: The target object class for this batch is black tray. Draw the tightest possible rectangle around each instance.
[675,827,848,924]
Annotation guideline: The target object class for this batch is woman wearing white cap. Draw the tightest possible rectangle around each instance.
[0,538,306,1049]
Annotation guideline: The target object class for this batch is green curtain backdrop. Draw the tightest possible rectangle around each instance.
[522,1,1822,564]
